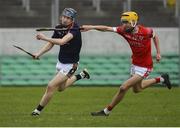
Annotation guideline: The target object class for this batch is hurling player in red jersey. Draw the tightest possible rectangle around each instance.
[82,11,172,116]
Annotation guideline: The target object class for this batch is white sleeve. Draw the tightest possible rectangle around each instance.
[152,31,156,38]
[112,27,117,32]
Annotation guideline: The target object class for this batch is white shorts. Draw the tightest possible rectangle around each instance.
[130,64,153,78]
[56,61,78,77]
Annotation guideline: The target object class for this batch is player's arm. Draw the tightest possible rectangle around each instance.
[33,42,54,59]
[152,32,161,62]
[36,33,73,45]
[82,25,115,32]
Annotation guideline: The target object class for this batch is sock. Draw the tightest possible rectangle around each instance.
[104,108,111,115]
[107,105,113,111]
[160,77,164,82]
[37,104,44,111]
[155,77,160,83]
[79,71,85,78]
[155,77,164,83]
[104,105,113,115]
[75,74,82,81]
[34,109,40,114]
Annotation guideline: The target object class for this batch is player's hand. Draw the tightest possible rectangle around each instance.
[156,53,161,62]
[81,25,93,32]
[36,33,47,40]
[32,53,40,60]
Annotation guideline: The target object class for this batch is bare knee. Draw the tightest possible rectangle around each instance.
[132,85,142,94]
[46,82,56,93]
[57,83,66,92]
[119,85,128,93]
[132,88,141,93]
[58,86,65,92]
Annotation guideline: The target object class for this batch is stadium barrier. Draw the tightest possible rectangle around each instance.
[0,54,179,86]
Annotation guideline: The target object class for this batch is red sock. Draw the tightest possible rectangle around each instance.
[107,105,113,111]
[155,77,160,83]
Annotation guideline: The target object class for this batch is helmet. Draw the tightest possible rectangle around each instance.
[62,8,77,20]
[121,11,138,27]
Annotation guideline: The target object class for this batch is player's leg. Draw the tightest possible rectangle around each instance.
[91,74,143,116]
[133,74,172,93]
[31,72,68,116]
[55,62,77,91]
[131,64,157,93]
[31,62,74,116]
[58,76,75,91]
[132,78,156,93]
[58,68,90,91]
[109,74,143,107]
[39,73,68,106]
[134,78,159,92]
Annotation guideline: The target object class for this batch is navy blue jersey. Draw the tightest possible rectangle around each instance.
[52,23,82,64]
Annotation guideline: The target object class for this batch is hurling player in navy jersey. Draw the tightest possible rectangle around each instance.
[31,8,90,116]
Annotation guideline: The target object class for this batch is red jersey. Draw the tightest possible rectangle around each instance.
[114,25,154,68]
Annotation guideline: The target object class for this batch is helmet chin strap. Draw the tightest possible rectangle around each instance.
[130,21,137,27]
[60,23,68,28]
[60,21,73,28]
[125,21,137,33]
[125,27,135,33]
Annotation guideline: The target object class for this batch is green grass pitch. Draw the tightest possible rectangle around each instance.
[0,86,179,127]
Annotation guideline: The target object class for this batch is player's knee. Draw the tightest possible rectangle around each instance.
[47,82,55,92]
[46,86,52,92]
[133,89,140,93]
[58,83,66,92]
[119,82,132,93]
[119,86,128,93]
[58,86,65,92]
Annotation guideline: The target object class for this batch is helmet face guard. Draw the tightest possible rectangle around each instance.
[121,11,138,28]
[62,8,77,21]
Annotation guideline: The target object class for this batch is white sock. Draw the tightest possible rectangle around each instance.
[79,72,85,79]
[160,77,164,82]
[34,109,41,114]
[104,108,110,115]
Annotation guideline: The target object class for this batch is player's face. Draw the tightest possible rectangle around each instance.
[61,16,73,27]
[121,21,134,33]
[122,21,132,29]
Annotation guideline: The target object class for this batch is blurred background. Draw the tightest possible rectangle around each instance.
[0,0,179,86]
